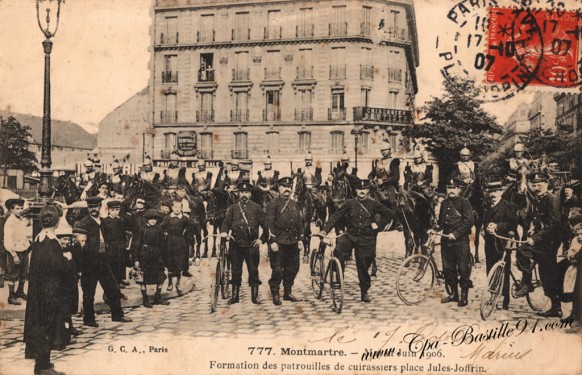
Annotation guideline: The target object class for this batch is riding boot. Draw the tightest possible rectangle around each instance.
[141,290,152,308]
[283,287,302,302]
[371,260,378,278]
[202,250,208,258]
[441,285,459,303]
[153,289,170,305]
[271,288,282,306]
[228,286,240,305]
[167,276,174,291]
[458,288,469,307]
[251,286,261,305]
[8,289,21,305]
[15,281,27,300]
[538,297,562,318]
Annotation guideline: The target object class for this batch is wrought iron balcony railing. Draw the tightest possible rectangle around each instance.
[329,22,347,36]
[197,29,215,42]
[198,69,215,82]
[232,68,250,81]
[264,67,281,80]
[232,27,251,41]
[160,32,179,44]
[328,108,346,121]
[162,71,179,83]
[196,109,215,122]
[296,24,314,38]
[295,108,313,121]
[360,65,374,80]
[353,106,413,124]
[263,109,281,121]
[330,64,346,79]
[231,149,249,159]
[296,66,313,80]
[160,111,178,123]
[230,109,249,122]
[264,26,282,39]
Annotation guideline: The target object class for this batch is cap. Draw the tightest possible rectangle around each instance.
[355,179,370,189]
[40,204,61,228]
[107,200,122,209]
[97,181,109,189]
[528,172,549,183]
[564,183,575,189]
[484,180,504,191]
[176,184,188,191]
[237,181,253,192]
[514,143,525,152]
[5,198,25,210]
[73,227,88,235]
[278,177,293,187]
[144,209,161,219]
[445,178,461,188]
[86,196,103,207]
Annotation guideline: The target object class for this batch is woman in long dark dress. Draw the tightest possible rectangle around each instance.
[133,209,170,307]
[24,204,70,375]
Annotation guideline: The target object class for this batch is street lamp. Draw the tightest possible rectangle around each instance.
[352,126,364,170]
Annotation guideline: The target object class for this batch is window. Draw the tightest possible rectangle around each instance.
[266,10,282,39]
[199,132,213,159]
[360,47,373,80]
[198,93,214,122]
[388,90,399,108]
[199,14,215,42]
[298,8,314,37]
[265,51,281,80]
[358,132,369,153]
[6,176,17,189]
[362,6,371,36]
[266,131,280,153]
[297,49,313,79]
[329,89,345,120]
[163,132,177,158]
[390,10,400,29]
[233,51,249,81]
[330,6,347,36]
[162,55,178,83]
[298,131,311,152]
[264,90,281,121]
[361,88,370,107]
[330,47,346,79]
[199,53,214,82]
[233,132,248,159]
[296,88,313,120]
[162,16,178,44]
[331,131,345,153]
[233,12,250,41]
[162,94,177,123]
[232,91,249,121]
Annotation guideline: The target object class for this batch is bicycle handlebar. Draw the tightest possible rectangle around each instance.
[313,233,345,240]
[490,230,529,244]
[202,234,225,241]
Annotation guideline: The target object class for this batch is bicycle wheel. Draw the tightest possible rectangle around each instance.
[396,254,435,305]
[220,256,231,299]
[328,257,344,313]
[480,262,504,320]
[310,250,325,299]
[210,260,220,313]
[526,263,551,312]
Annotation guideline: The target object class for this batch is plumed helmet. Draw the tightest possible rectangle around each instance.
[413,149,424,160]
[460,147,471,156]
[381,142,392,152]
[197,159,206,167]
[112,157,121,170]
[341,152,350,162]
[170,151,180,161]
[305,152,313,161]
[143,154,152,167]
[84,155,94,168]
[514,143,525,152]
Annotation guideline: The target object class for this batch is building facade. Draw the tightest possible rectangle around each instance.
[150,0,419,176]
[554,91,582,133]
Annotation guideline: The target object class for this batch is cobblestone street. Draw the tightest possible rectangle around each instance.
[0,231,577,374]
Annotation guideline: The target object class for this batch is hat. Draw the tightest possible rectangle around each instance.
[197,159,206,167]
[341,152,350,162]
[97,181,109,189]
[445,178,461,187]
[572,222,582,232]
[305,152,313,161]
[170,151,180,161]
[514,143,525,152]
[144,209,161,220]
[484,180,504,191]
[86,196,103,207]
[355,179,370,189]
[278,177,293,187]
[40,204,61,228]
[73,227,88,235]
[107,200,122,209]
[460,146,471,156]
[135,197,146,204]
[231,160,240,166]
[84,156,94,167]
[528,172,549,183]
[5,198,25,210]
[55,220,74,237]
[564,183,575,190]
[112,158,121,170]
[237,181,253,192]
[381,142,392,151]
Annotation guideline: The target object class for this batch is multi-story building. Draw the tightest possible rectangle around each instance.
[528,93,556,133]
[150,0,419,176]
[554,91,582,133]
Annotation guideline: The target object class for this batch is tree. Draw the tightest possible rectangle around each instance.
[402,77,502,187]
[0,116,38,187]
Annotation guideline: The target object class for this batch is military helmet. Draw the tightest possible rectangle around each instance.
[197,159,205,167]
[514,143,525,152]
[340,152,350,162]
[460,147,471,156]
[305,152,313,161]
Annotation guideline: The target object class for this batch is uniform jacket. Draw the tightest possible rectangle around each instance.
[531,192,561,245]
[221,200,268,247]
[438,195,474,240]
[256,169,280,189]
[369,158,400,187]
[323,197,394,241]
[265,196,304,245]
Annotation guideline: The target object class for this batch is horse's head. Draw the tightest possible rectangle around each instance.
[516,164,530,193]
[53,173,80,205]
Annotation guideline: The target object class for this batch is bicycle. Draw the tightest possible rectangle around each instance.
[480,230,550,320]
[205,234,230,313]
[310,233,344,313]
[396,231,447,305]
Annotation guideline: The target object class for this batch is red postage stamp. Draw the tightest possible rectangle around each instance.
[486,7,581,88]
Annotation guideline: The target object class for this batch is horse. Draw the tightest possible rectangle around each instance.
[326,169,354,235]
[502,164,534,241]
[293,176,327,262]
[53,173,86,226]
[459,179,486,263]
[199,188,236,258]
[123,175,162,210]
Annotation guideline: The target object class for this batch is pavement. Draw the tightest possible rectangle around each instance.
[0,231,579,375]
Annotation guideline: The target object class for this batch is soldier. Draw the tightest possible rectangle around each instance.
[455,146,479,193]
[483,180,518,310]
[256,155,279,191]
[369,141,407,211]
[80,156,96,200]
[192,159,213,195]
[163,151,189,191]
[297,152,322,190]
[515,172,562,317]
[3,199,32,305]
[319,179,394,302]
[220,182,268,305]
[108,158,128,196]
[404,146,434,201]
[140,154,161,184]
[225,160,243,190]
[436,178,474,307]
[265,177,305,305]
[507,143,532,182]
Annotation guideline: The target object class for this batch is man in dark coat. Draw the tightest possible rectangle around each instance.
[437,178,475,307]
[265,177,305,305]
[73,197,132,327]
[483,180,518,309]
[320,179,394,302]
[561,183,580,251]
[221,181,268,305]
[102,200,129,290]
[516,172,563,317]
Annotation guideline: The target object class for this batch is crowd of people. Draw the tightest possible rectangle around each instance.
[0,141,580,374]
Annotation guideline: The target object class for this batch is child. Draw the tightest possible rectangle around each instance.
[133,209,169,307]
[161,199,198,294]
[3,198,32,305]
[102,200,129,291]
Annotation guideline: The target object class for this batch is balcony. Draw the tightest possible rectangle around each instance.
[360,22,371,36]
[198,150,214,159]
[231,149,249,159]
[264,67,281,80]
[196,109,215,122]
[387,67,403,83]
[197,29,215,42]
[329,22,347,36]
[296,24,314,38]
[160,33,179,44]
[162,71,179,83]
[295,108,313,121]
[353,107,413,124]
[230,109,249,122]
[263,109,281,121]
[360,65,374,80]
[232,68,250,81]
[198,69,215,82]
[160,111,178,123]
[296,66,313,80]
[330,65,346,79]
[328,108,346,121]
[384,26,408,42]
[264,26,282,39]
[232,27,250,41]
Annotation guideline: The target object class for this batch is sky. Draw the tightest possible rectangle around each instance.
[0,0,535,134]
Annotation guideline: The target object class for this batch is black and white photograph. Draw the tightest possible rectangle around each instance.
[0,0,581,374]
